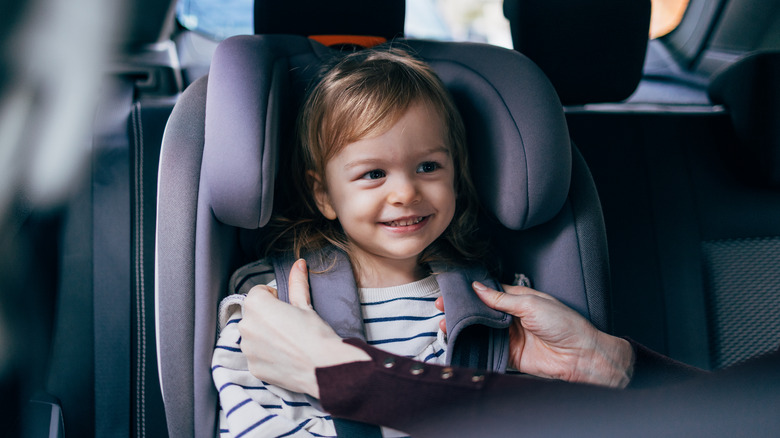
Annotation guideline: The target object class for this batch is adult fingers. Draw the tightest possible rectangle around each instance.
[500,283,557,302]
[288,258,312,308]
[473,281,538,318]
[246,284,278,300]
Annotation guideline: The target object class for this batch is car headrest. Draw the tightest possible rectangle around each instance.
[708,51,780,188]
[203,36,572,232]
[254,0,405,42]
[504,0,651,105]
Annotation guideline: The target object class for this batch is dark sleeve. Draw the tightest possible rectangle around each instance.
[317,339,780,437]
[625,338,706,388]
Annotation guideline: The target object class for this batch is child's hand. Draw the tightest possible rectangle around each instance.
[238,259,370,398]
[473,282,634,388]
[434,296,447,334]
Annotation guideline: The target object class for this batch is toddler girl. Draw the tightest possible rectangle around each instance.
[212,47,505,438]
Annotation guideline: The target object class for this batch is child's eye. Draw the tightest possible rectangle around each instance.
[417,161,440,173]
[363,169,386,180]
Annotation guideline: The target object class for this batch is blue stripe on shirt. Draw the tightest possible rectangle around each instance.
[367,332,438,345]
[281,399,311,407]
[226,398,252,417]
[361,296,438,306]
[235,414,276,438]
[363,312,444,323]
[277,419,311,437]
[423,348,446,362]
[218,382,271,393]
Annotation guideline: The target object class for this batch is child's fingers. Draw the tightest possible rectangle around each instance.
[434,296,444,312]
[434,297,447,334]
[288,258,312,309]
[439,318,447,335]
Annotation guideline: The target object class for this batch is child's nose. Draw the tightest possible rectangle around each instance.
[387,176,420,205]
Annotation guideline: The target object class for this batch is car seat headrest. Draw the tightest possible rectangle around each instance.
[708,51,780,188]
[504,0,651,105]
[254,0,405,42]
[203,36,571,232]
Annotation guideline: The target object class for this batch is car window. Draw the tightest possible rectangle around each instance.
[176,0,512,48]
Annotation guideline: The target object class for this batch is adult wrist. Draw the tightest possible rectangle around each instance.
[312,338,371,398]
[578,332,635,388]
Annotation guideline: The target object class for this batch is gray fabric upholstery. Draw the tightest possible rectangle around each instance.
[155,76,209,437]
[156,35,610,438]
[703,237,780,369]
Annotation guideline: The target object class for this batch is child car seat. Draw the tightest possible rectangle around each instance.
[155,5,611,437]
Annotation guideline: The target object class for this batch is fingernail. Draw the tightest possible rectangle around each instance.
[296,258,307,271]
[472,281,487,292]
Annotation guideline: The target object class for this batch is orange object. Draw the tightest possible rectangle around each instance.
[309,35,387,48]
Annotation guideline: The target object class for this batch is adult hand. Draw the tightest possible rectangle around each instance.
[238,259,370,398]
[476,283,634,388]
[438,283,634,388]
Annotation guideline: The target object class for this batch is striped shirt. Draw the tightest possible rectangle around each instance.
[212,275,446,438]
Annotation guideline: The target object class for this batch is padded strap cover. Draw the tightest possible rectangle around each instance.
[271,249,511,371]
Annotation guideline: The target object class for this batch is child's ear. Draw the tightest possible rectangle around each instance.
[307,170,338,220]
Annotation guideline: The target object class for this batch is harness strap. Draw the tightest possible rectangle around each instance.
[273,251,379,438]
[273,250,366,341]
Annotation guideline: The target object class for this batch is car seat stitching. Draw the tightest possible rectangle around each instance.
[132,102,147,438]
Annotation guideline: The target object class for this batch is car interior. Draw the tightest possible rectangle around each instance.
[1,0,779,436]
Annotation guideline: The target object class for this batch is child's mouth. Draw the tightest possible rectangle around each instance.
[383,216,428,227]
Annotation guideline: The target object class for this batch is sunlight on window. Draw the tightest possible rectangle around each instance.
[650,0,690,39]
[406,0,513,48]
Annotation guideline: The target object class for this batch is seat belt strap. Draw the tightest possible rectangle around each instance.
[92,76,134,438]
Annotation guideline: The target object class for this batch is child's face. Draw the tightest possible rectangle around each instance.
[312,102,456,276]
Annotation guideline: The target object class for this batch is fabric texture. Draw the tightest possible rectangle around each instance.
[702,237,780,369]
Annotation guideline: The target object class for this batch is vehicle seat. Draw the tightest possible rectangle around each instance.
[503,0,651,105]
[155,4,611,437]
[698,51,780,368]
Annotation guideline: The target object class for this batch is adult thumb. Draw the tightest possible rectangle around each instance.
[473,282,514,314]
[288,258,312,308]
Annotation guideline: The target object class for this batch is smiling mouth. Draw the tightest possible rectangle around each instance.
[383,216,428,227]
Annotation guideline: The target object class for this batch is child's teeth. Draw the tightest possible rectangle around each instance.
[388,217,423,226]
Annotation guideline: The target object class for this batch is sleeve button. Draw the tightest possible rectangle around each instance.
[440,367,454,379]
[383,357,396,369]
[410,363,425,375]
[471,372,485,383]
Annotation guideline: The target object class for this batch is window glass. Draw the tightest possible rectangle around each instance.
[650,0,690,39]
[406,0,513,48]
[175,0,512,48]
[176,0,253,40]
